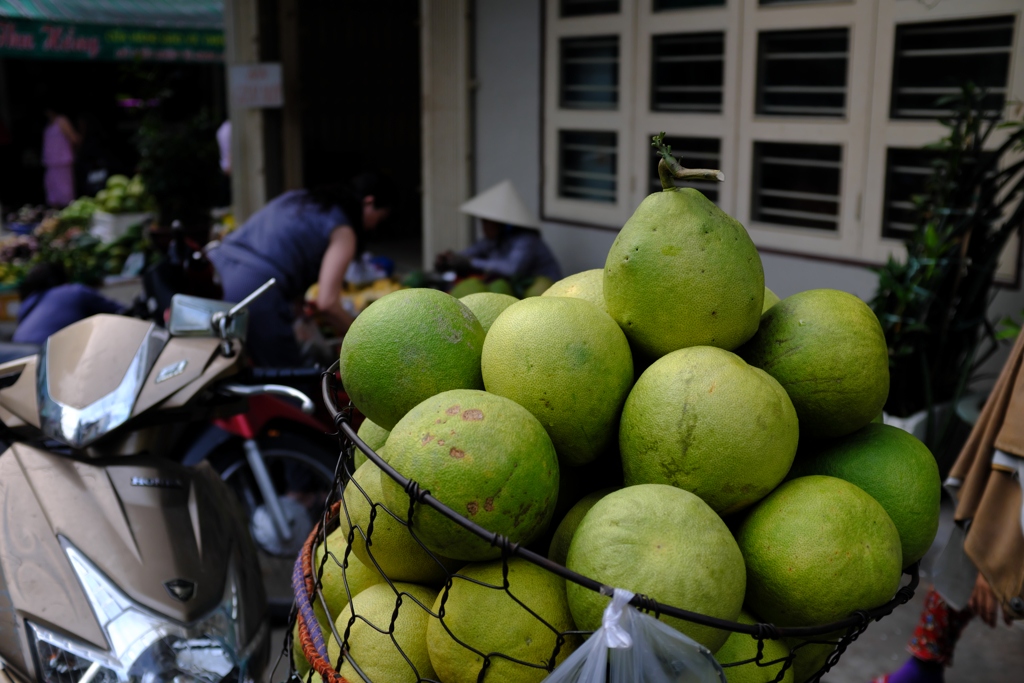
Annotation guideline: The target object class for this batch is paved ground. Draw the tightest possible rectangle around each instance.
[824,578,1024,682]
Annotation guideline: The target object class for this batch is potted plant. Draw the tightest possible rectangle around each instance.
[871,85,1024,467]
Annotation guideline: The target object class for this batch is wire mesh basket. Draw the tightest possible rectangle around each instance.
[283,365,920,683]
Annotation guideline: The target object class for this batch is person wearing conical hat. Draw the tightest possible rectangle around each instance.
[435,180,562,281]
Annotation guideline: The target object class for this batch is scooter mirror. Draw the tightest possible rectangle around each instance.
[168,294,249,340]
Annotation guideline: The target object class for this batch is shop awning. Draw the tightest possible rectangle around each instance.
[0,0,223,62]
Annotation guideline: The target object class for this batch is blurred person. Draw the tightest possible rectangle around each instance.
[217,120,231,175]
[13,262,122,345]
[874,332,1024,683]
[215,120,231,206]
[435,180,561,281]
[41,100,80,207]
[208,172,395,367]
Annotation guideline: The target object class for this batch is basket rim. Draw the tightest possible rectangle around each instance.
[318,363,919,640]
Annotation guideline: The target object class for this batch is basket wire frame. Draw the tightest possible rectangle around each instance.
[277,365,920,683]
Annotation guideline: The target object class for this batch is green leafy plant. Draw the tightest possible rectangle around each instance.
[871,85,1024,453]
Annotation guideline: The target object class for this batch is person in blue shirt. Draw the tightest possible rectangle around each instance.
[435,180,562,281]
[208,173,395,367]
[13,262,123,345]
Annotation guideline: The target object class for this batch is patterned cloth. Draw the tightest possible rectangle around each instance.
[906,589,975,666]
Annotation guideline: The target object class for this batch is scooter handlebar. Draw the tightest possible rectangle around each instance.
[219,383,316,415]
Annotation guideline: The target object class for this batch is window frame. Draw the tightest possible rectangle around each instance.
[860,0,1024,283]
[630,0,739,219]
[543,1,637,228]
[540,0,1024,281]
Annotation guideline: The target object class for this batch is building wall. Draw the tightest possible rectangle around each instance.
[474,0,1024,388]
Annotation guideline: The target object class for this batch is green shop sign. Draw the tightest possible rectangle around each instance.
[0,18,222,62]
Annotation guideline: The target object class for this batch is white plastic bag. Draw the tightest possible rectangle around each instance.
[544,588,726,683]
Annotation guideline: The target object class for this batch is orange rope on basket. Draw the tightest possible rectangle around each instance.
[297,501,351,683]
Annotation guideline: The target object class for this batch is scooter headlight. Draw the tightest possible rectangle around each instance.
[27,540,265,683]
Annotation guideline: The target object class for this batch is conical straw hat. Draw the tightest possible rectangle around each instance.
[459,180,539,228]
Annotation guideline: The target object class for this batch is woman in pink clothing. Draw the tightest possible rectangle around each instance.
[41,103,81,207]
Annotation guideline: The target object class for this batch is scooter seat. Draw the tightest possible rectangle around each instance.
[0,342,41,365]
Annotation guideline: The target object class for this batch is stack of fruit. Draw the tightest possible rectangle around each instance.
[58,197,98,225]
[94,174,154,214]
[302,147,939,683]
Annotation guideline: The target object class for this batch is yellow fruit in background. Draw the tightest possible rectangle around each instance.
[785,634,840,683]
[459,291,519,333]
[620,346,799,514]
[604,188,764,357]
[542,269,606,312]
[313,527,386,631]
[763,286,781,313]
[343,460,460,583]
[738,289,889,438]
[482,296,633,466]
[450,277,488,298]
[547,488,617,566]
[328,582,438,683]
[566,485,745,652]
[524,275,555,297]
[714,610,794,683]
[736,476,903,627]
[354,417,389,470]
[426,558,579,683]
[339,289,486,430]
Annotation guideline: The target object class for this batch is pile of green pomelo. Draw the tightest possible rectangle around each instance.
[296,185,941,683]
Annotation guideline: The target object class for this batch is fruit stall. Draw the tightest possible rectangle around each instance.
[0,174,159,321]
[287,136,933,683]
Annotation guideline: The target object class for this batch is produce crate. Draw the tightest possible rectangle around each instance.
[289,368,920,683]
[90,211,152,243]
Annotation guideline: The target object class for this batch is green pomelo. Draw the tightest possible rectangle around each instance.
[620,346,799,514]
[714,610,793,683]
[355,418,389,470]
[736,476,903,627]
[450,277,488,298]
[482,297,633,466]
[542,269,606,312]
[426,558,580,683]
[547,488,617,566]
[314,527,386,631]
[872,412,885,424]
[524,275,555,298]
[789,424,940,567]
[784,634,840,683]
[604,188,764,357]
[566,484,745,652]
[339,288,486,430]
[357,417,390,451]
[763,286,781,313]
[737,289,889,439]
[343,461,461,583]
[327,582,438,683]
[489,278,515,295]
[381,389,559,561]
[459,292,519,333]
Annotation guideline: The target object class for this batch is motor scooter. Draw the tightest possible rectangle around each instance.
[0,281,315,683]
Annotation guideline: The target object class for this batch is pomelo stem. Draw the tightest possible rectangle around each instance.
[653,132,725,191]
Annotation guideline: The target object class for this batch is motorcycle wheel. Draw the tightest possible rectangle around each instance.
[211,432,341,621]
